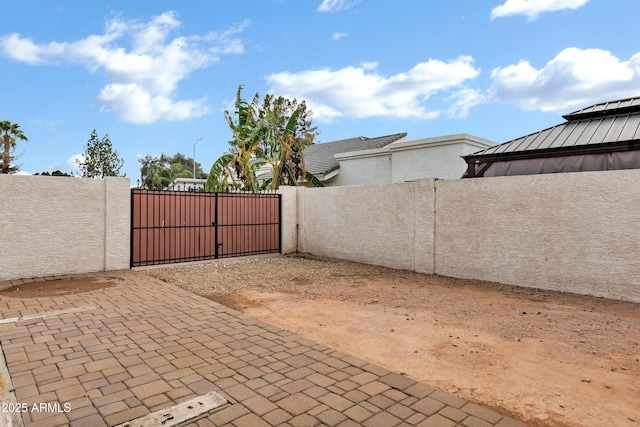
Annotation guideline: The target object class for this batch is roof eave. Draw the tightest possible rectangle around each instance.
[464,139,640,164]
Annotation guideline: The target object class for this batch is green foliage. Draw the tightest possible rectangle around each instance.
[214,85,269,192]
[258,93,317,157]
[1,120,28,174]
[139,152,206,190]
[77,130,124,178]
[34,170,74,177]
[205,153,235,192]
[304,170,324,188]
[206,85,323,192]
[262,107,320,189]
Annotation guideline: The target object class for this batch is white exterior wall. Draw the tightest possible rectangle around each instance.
[165,178,206,191]
[334,134,495,185]
[391,143,465,181]
[296,180,435,274]
[0,175,130,281]
[333,150,392,186]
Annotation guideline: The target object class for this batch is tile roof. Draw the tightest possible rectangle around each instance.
[467,96,640,160]
[304,132,407,176]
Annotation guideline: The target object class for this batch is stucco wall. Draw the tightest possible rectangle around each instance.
[435,170,640,302]
[0,175,130,281]
[292,170,640,302]
[391,143,465,181]
[333,134,496,185]
[334,151,392,186]
[278,186,298,254]
[296,180,435,274]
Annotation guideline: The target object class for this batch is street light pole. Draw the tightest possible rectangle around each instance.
[193,137,202,180]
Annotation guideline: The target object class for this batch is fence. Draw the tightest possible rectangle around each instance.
[3,170,638,303]
[130,189,281,267]
[291,169,640,303]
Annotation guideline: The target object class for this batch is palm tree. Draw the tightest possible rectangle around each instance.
[1,121,28,174]
[159,163,193,189]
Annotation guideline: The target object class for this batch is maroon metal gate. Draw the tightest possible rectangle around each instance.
[130,189,281,267]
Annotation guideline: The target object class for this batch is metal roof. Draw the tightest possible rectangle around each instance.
[304,132,407,176]
[465,96,640,162]
[563,96,640,120]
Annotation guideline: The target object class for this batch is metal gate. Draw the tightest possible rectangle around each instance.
[130,189,281,267]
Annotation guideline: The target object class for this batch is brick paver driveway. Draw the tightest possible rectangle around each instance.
[0,270,526,427]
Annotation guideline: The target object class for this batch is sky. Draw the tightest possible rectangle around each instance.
[2,0,640,182]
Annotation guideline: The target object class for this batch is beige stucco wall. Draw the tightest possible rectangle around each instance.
[0,175,130,281]
[291,170,640,302]
[296,180,435,274]
[278,186,298,254]
[104,177,131,271]
[435,170,640,302]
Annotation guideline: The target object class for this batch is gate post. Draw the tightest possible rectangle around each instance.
[278,194,282,254]
[214,192,219,259]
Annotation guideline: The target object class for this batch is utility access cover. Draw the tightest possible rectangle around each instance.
[115,391,227,427]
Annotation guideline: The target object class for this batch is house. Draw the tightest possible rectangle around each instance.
[463,96,640,178]
[167,131,496,190]
[163,133,406,190]
[294,132,495,186]
[334,133,495,185]
[301,132,408,185]
[164,177,206,191]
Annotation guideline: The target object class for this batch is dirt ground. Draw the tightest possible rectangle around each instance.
[2,256,638,426]
[0,277,119,298]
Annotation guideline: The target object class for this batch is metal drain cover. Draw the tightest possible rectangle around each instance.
[115,391,227,427]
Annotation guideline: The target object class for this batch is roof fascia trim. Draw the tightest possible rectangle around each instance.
[334,146,391,160]
[388,134,495,153]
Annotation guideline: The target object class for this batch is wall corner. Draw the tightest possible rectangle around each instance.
[278,186,298,254]
[104,177,131,271]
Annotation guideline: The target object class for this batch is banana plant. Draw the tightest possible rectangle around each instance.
[259,107,323,189]
[206,86,323,192]
[206,86,268,192]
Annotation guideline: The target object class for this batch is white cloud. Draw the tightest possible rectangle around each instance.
[332,32,348,41]
[491,0,589,20]
[97,83,210,124]
[0,33,67,64]
[360,61,378,70]
[490,47,640,112]
[266,56,481,122]
[446,88,486,119]
[0,11,246,124]
[317,0,361,13]
[194,19,249,55]
[47,153,84,174]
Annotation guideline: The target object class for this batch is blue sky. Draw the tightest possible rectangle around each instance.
[2,0,640,181]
